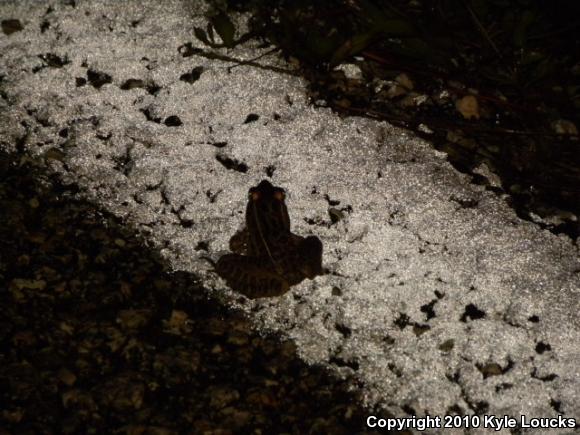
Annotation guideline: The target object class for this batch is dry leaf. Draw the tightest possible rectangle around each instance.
[456,95,480,119]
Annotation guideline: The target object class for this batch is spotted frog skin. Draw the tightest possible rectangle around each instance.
[216,180,323,298]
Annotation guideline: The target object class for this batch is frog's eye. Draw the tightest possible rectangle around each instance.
[250,191,261,201]
[274,190,285,201]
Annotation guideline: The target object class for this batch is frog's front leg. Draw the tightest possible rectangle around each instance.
[229,227,249,254]
[216,253,290,298]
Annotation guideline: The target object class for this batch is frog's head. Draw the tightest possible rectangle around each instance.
[248,180,284,203]
[246,179,291,249]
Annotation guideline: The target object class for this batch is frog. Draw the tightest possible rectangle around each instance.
[216,180,323,298]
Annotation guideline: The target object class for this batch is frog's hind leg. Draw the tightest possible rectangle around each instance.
[216,254,289,299]
[215,253,242,280]
[293,235,323,279]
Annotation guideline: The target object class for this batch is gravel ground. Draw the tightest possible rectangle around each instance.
[0,154,371,434]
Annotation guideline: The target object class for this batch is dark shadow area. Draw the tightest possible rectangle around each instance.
[0,152,372,434]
